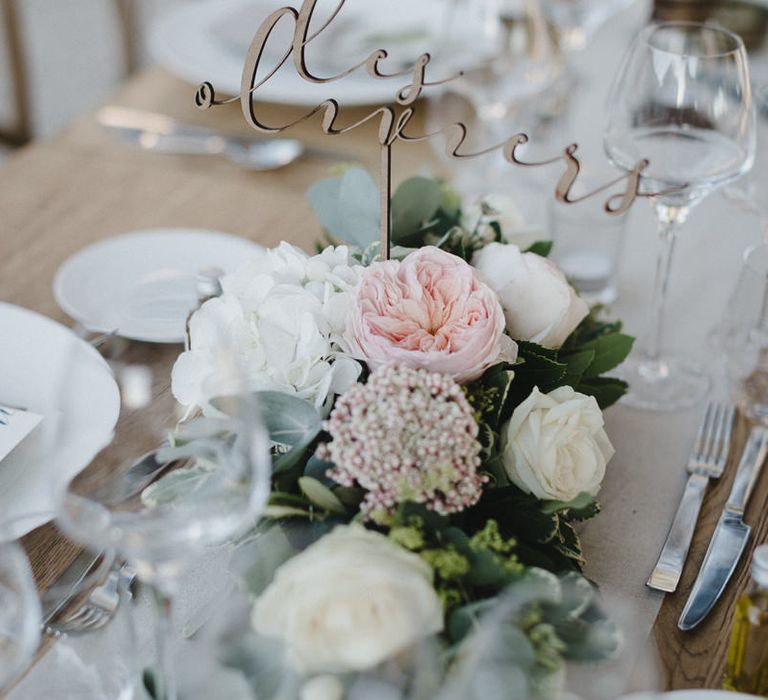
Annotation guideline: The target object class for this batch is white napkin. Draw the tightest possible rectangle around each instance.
[0,405,43,464]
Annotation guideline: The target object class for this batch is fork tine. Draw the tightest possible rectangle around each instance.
[704,403,724,464]
[692,402,715,464]
[704,403,727,466]
[709,403,729,467]
[718,405,736,469]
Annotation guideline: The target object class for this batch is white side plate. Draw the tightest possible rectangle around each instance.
[53,228,263,344]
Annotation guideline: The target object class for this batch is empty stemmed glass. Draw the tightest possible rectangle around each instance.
[604,22,756,410]
[53,336,272,700]
[542,0,635,52]
[0,538,40,693]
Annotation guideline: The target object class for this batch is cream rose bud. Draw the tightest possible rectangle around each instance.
[501,386,615,502]
[471,242,589,349]
[463,194,544,251]
[252,525,444,674]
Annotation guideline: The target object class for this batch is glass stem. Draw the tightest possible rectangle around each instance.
[150,584,178,700]
[644,206,687,364]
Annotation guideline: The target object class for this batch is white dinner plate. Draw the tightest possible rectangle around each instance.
[0,303,120,537]
[147,0,497,106]
[54,228,262,344]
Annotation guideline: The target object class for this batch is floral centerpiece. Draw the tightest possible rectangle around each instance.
[159,169,633,699]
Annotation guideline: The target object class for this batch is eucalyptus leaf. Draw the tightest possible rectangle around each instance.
[303,455,335,487]
[141,465,212,507]
[255,392,322,448]
[306,167,380,248]
[392,176,442,242]
[558,617,621,662]
[306,176,344,240]
[547,571,595,622]
[448,599,496,642]
[337,167,381,248]
[263,505,312,519]
[230,525,297,595]
[298,476,347,514]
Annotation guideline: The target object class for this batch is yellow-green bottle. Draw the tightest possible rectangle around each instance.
[723,544,768,694]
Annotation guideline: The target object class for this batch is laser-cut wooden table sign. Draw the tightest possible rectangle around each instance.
[195,0,652,260]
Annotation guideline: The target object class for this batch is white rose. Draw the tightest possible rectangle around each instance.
[501,386,615,502]
[252,525,444,674]
[300,676,344,700]
[463,195,545,251]
[472,242,588,348]
[172,244,362,415]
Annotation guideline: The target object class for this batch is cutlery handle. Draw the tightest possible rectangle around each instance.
[726,426,768,514]
[140,132,228,156]
[647,472,709,593]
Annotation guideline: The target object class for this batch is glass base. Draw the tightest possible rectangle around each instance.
[616,355,710,411]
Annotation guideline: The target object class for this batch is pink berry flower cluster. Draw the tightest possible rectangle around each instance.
[318,365,487,521]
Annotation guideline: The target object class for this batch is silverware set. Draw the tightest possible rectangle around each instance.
[43,554,137,637]
[98,106,306,171]
[648,400,768,630]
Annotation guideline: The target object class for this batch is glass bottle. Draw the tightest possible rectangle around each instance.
[723,544,768,694]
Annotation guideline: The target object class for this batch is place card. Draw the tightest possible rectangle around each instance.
[0,405,43,465]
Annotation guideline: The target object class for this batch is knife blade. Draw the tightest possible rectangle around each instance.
[678,425,768,631]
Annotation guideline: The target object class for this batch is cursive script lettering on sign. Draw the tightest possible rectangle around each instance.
[196,0,650,259]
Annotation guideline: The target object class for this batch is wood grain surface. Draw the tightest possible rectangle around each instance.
[653,412,768,690]
[1,67,766,693]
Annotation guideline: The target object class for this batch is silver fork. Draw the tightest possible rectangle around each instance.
[647,402,735,593]
[45,564,137,637]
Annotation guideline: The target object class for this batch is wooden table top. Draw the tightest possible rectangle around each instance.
[1,66,767,694]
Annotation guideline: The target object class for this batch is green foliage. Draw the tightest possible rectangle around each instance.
[526,240,553,257]
[140,465,212,507]
[495,312,634,412]
[389,503,525,610]
[462,486,595,573]
[391,176,443,244]
[298,476,347,515]
[254,391,323,479]
[306,167,380,248]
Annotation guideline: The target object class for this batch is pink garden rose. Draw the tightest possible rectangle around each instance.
[344,246,517,383]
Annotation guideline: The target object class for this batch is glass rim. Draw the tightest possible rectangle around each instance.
[743,241,768,275]
[640,21,747,59]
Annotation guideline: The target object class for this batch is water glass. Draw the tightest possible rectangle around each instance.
[0,540,40,693]
[604,21,755,411]
[720,243,768,422]
[53,334,272,700]
[541,0,635,52]
[550,198,627,306]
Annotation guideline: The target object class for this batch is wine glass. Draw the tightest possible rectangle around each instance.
[53,336,272,700]
[0,538,40,693]
[541,0,635,52]
[718,242,768,422]
[604,22,756,411]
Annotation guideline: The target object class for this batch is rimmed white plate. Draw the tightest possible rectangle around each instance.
[0,303,120,537]
[54,228,262,344]
[147,0,497,106]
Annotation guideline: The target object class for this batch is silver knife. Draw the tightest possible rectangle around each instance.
[678,425,768,630]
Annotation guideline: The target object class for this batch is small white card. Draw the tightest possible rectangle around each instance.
[0,405,43,464]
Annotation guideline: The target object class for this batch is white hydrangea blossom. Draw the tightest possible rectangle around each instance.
[172,243,362,415]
